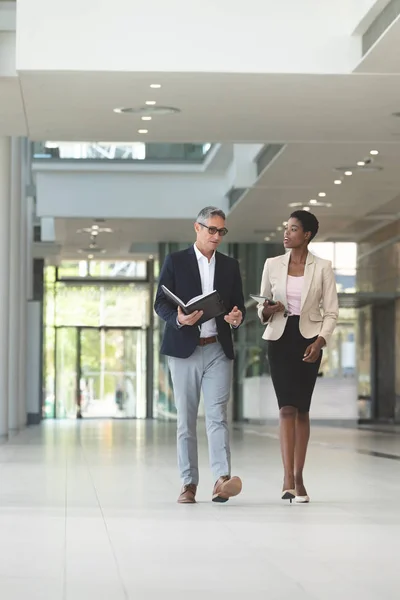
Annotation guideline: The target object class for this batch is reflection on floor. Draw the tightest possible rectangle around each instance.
[0,420,399,600]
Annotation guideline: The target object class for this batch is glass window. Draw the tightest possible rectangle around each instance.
[32,142,212,162]
[57,260,147,280]
[54,283,149,328]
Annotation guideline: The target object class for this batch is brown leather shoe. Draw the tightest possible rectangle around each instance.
[212,475,242,503]
[177,484,197,504]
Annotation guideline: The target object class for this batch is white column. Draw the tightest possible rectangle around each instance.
[25,140,34,302]
[18,142,28,428]
[26,196,34,302]
[0,138,11,438]
[8,138,22,431]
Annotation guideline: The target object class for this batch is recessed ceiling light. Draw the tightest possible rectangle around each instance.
[303,207,311,212]
[370,150,379,155]
[141,116,152,121]
[270,232,276,237]
[146,101,156,105]
[289,202,302,208]
[138,129,148,134]
[277,226,283,231]
[88,254,94,259]
[264,236,271,242]
[344,171,353,176]
[282,221,288,226]
[306,201,332,208]
[150,84,161,89]
[309,199,318,205]
[334,179,342,185]
[92,225,99,230]
[357,161,365,167]
[113,105,179,116]
[318,192,326,198]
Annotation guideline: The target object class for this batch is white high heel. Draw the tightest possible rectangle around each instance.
[295,495,310,503]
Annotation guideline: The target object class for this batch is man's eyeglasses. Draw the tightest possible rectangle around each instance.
[197,222,228,237]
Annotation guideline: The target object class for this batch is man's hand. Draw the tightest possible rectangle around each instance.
[177,306,203,326]
[224,306,243,327]
[303,337,325,363]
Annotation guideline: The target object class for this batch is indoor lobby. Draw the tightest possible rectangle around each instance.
[2,1,400,599]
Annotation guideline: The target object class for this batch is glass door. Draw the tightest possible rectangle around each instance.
[110,329,147,419]
[80,328,102,418]
[77,327,147,419]
[55,327,79,418]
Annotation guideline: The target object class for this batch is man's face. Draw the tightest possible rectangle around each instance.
[194,215,227,254]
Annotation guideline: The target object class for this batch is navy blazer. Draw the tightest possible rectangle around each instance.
[154,246,246,359]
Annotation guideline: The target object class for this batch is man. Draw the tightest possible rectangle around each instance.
[154,206,246,504]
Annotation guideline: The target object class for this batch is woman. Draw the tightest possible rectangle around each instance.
[258,210,338,503]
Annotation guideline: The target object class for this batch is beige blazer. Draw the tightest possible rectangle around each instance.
[257,251,339,343]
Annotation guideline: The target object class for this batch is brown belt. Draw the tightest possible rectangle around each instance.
[198,336,218,347]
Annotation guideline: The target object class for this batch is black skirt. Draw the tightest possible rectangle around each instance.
[267,316,322,413]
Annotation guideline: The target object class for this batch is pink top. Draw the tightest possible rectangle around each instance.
[287,275,304,316]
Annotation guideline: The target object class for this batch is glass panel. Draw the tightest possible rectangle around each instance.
[55,328,78,418]
[357,306,373,419]
[55,284,149,327]
[32,142,212,162]
[57,260,147,280]
[112,330,147,419]
[79,328,147,419]
[309,242,334,262]
[80,329,102,418]
[43,326,55,418]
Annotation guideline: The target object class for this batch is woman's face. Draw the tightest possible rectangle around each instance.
[283,217,310,249]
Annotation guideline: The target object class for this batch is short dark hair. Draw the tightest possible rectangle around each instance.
[290,210,319,242]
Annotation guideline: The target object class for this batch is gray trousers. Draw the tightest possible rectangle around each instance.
[168,342,233,486]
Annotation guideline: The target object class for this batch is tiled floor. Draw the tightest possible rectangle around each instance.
[0,419,399,599]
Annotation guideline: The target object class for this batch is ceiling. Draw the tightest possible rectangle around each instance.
[53,218,194,260]
[3,6,400,257]
[52,140,400,258]
[15,70,400,143]
[228,141,400,242]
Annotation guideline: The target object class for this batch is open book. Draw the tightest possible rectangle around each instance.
[161,285,226,324]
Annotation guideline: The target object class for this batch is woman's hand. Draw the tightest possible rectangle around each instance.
[303,337,325,363]
[262,300,285,321]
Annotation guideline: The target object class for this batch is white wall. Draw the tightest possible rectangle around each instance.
[36,171,229,219]
[17,0,361,74]
[0,2,16,32]
[0,32,16,76]
[230,145,263,188]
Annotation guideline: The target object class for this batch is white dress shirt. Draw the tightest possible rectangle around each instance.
[193,244,218,338]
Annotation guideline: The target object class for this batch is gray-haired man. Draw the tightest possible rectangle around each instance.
[154,207,246,503]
